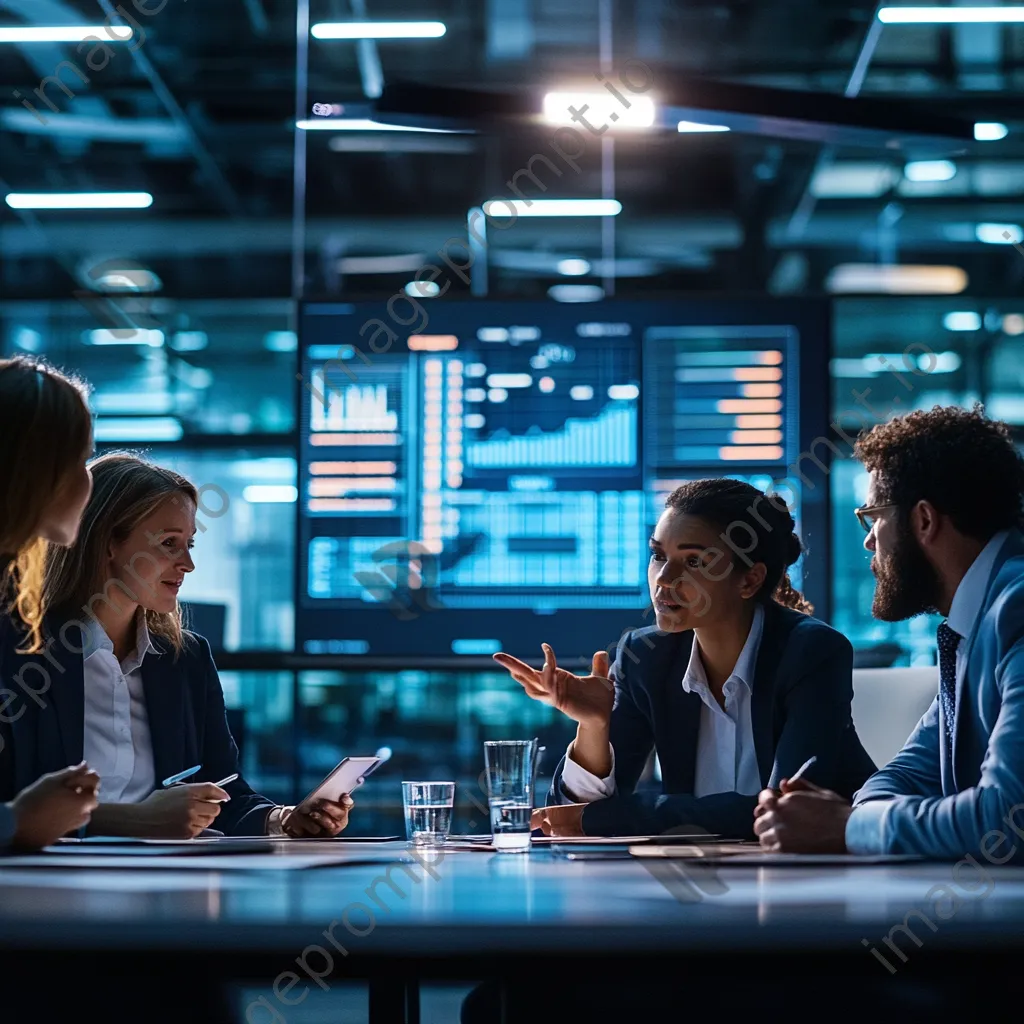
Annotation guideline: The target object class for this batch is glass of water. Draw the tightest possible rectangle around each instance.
[402,781,455,846]
[484,740,537,853]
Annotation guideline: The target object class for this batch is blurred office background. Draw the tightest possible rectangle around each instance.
[3,0,1024,832]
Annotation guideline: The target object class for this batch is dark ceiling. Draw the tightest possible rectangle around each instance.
[2,0,1023,304]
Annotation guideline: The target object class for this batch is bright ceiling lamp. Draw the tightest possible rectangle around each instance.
[556,258,591,276]
[296,118,455,132]
[879,6,1024,22]
[311,22,446,39]
[944,311,982,331]
[243,485,299,503]
[826,264,968,295]
[976,223,1023,244]
[904,159,956,182]
[93,417,182,442]
[0,25,133,42]
[542,92,656,129]
[975,122,1009,141]
[5,192,152,209]
[483,199,621,217]
[548,284,604,302]
[677,120,730,132]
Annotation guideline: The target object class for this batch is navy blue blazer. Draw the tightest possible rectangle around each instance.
[550,601,877,839]
[0,616,274,837]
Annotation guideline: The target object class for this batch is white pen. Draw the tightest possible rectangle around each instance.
[788,755,818,784]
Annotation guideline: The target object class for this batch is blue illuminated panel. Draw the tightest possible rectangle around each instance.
[297,301,828,659]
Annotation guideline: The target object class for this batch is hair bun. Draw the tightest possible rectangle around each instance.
[785,531,803,567]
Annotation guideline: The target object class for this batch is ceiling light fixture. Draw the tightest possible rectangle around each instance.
[548,284,605,302]
[0,25,133,42]
[484,199,621,218]
[311,21,446,39]
[541,92,656,129]
[677,120,730,132]
[5,192,153,210]
[825,264,968,295]
[296,118,456,133]
[556,258,591,276]
[975,122,1009,141]
[943,311,982,332]
[904,159,957,182]
[976,223,1024,245]
[879,6,1024,22]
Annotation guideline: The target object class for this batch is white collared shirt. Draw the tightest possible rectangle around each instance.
[82,612,158,804]
[561,604,765,802]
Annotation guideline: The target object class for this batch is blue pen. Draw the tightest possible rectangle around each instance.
[162,764,201,787]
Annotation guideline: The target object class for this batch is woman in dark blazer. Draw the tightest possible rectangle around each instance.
[0,357,100,850]
[1,452,352,839]
[495,478,876,839]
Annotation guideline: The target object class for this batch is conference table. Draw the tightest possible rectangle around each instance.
[1,839,1022,1022]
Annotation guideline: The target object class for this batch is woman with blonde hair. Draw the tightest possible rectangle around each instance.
[1,451,353,838]
[0,356,100,850]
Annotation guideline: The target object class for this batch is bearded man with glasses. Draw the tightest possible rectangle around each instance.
[755,405,1024,862]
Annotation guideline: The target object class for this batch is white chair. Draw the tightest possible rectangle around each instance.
[852,667,938,768]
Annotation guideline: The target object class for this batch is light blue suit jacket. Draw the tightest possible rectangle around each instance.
[850,529,1024,861]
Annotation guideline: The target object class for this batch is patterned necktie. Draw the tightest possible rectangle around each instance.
[937,621,962,750]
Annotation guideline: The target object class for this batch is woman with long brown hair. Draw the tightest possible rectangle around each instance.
[494,477,876,839]
[2,451,352,838]
[0,356,100,850]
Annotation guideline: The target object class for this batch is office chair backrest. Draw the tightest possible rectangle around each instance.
[852,667,938,768]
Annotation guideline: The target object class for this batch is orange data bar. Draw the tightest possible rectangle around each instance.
[717,399,782,414]
[730,430,783,445]
[309,477,398,497]
[734,366,783,382]
[409,335,459,352]
[756,351,784,365]
[308,498,395,512]
[741,383,783,398]
[310,433,400,446]
[720,445,785,461]
[309,461,397,475]
[735,414,782,429]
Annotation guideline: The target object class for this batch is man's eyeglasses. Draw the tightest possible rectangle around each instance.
[854,503,898,533]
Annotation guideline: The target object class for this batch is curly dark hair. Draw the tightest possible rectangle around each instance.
[854,405,1024,541]
[665,478,813,614]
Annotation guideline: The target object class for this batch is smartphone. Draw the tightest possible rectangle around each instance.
[300,756,383,806]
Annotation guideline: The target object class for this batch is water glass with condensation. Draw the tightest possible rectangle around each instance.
[402,781,455,846]
[484,740,537,853]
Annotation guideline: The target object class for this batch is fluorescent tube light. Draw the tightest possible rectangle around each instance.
[904,159,957,182]
[311,21,446,39]
[826,264,968,294]
[975,122,1009,141]
[0,25,133,42]
[243,485,298,503]
[976,223,1023,244]
[542,92,656,129]
[943,311,982,331]
[85,329,164,347]
[484,199,621,217]
[556,258,591,276]
[677,120,730,132]
[93,417,183,442]
[879,6,1024,22]
[5,192,152,209]
[548,285,605,302]
[296,119,455,133]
